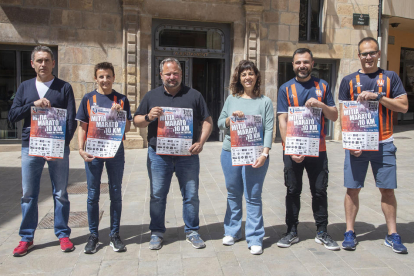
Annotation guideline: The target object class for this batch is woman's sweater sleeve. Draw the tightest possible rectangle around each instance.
[263,97,274,149]
[217,96,231,130]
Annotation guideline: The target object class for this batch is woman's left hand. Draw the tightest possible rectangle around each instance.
[252,155,267,168]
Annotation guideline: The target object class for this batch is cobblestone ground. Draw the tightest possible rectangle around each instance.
[0,125,413,275]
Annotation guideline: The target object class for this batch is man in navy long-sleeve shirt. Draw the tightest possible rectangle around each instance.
[8,45,77,257]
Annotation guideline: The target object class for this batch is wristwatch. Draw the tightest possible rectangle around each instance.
[261,153,269,158]
[145,114,151,122]
[376,93,383,101]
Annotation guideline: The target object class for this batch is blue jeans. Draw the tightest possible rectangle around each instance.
[20,146,71,242]
[147,146,200,234]
[221,149,269,247]
[85,144,125,237]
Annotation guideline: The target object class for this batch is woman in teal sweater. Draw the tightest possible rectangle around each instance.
[218,60,274,255]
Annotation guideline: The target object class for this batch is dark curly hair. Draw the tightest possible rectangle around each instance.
[94,62,115,77]
[229,60,261,97]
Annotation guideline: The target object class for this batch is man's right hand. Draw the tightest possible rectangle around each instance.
[34,98,51,108]
[148,107,163,121]
[350,150,362,158]
[79,149,95,162]
[291,155,305,163]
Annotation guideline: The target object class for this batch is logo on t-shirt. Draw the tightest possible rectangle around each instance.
[356,82,363,88]
[377,79,384,87]
[315,89,322,97]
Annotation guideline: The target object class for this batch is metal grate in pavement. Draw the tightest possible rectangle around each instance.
[67,182,109,194]
[38,211,104,229]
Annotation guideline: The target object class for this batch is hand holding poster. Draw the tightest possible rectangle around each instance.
[285,106,322,157]
[85,106,127,158]
[29,107,67,158]
[341,101,379,151]
[157,107,193,156]
[230,115,263,166]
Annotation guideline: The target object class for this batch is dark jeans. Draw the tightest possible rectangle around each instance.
[85,144,125,237]
[283,151,329,232]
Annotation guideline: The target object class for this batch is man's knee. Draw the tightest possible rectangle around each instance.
[379,188,395,198]
[346,188,361,198]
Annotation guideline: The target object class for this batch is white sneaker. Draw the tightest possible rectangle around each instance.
[250,245,263,255]
[222,236,236,246]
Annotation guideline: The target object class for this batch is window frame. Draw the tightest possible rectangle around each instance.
[299,0,324,44]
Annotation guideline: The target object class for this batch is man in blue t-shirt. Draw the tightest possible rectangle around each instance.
[134,57,213,250]
[338,37,409,253]
[276,48,339,250]
[8,45,77,256]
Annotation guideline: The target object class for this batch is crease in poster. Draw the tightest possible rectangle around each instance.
[285,106,322,157]
[156,107,193,156]
[29,107,67,158]
[230,115,263,166]
[341,101,379,151]
[86,106,126,158]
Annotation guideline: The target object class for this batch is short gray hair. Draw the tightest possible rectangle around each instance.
[31,45,54,61]
[160,57,182,73]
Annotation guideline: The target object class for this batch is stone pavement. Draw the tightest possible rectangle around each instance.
[0,125,414,275]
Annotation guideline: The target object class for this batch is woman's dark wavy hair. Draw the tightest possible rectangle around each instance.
[230,60,261,97]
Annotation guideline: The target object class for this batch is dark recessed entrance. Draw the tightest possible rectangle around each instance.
[152,19,231,141]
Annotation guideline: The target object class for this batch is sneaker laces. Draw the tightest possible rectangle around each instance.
[60,237,71,245]
[390,234,402,244]
[344,231,354,239]
[16,241,28,248]
[318,231,332,240]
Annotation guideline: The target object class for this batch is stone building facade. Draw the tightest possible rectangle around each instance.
[0,0,412,149]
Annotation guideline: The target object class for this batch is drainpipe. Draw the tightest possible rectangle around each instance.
[377,0,383,68]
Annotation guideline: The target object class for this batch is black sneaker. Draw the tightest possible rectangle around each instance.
[315,231,340,251]
[276,232,299,248]
[84,234,99,254]
[110,233,126,252]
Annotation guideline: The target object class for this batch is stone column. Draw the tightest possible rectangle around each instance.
[121,0,144,148]
[244,0,264,69]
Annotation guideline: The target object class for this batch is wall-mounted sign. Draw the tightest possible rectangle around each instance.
[173,51,208,57]
[353,14,369,26]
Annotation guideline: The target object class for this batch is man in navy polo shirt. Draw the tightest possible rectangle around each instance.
[9,45,77,256]
[339,37,409,253]
[134,57,213,250]
[276,48,339,250]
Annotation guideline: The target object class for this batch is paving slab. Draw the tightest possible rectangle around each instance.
[0,125,413,275]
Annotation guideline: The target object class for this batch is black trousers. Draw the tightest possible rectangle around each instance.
[283,151,329,232]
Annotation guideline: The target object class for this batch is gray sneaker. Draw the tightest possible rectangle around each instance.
[276,232,299,248]
[186,232,206,249]
[149,235,163,250]
[315,231,340,251]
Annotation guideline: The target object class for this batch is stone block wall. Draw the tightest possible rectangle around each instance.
[260,0,379,139]
[0,0,124,149]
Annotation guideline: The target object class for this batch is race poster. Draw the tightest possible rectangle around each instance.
[85,106,127,158]
[156,107,193,156]
[230,115,263,166]
[29,107,66,158]
[341,101,379,151]
[285,107,322,157]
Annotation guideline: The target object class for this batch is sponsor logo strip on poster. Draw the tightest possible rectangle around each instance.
[341,101,379,151]
[156,107,193,156]
[86,106,127,158]
[285,107,322,157]
[230,115,264,166]
[29,107,67,159]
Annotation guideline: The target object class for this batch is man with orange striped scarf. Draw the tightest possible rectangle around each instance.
[339,37,409,253]
[277,48,339,250]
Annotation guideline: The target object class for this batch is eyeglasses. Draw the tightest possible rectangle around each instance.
[359,51,379,58]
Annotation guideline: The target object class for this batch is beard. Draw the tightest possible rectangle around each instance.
[294,68,311,80]
[162,78,181,88]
